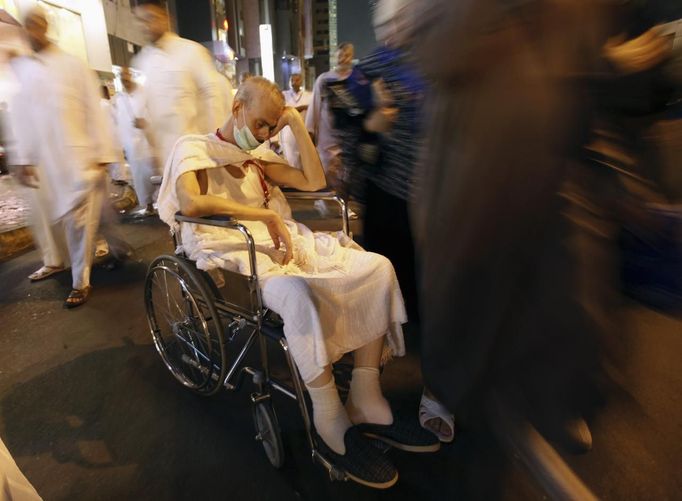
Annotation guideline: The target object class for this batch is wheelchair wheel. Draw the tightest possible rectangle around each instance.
[252,399,285,469]
[145,255,227,396]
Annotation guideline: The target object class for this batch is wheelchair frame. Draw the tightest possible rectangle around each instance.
[144,191,351,480]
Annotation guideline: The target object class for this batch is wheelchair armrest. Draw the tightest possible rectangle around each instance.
[175,211,241,229]
[174,211,260,279]
[281,187,339,202]
[280,189,351,237]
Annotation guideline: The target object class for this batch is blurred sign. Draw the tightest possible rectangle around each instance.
[0,0,18,19]
[38,0,89,64]
[259,24,274,81]
[304,0,312,59]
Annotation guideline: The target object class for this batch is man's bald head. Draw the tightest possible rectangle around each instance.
[234,76,284,109]
[232,77,285,143]
[24,7,50,52]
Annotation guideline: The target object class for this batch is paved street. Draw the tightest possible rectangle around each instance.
[0,208,680,500]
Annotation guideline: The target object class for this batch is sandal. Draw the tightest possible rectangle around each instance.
[356,412,441,453]
[95,239,109,258]
[419,390,455,443]
[64,286,91,309]
[29,265,65,282]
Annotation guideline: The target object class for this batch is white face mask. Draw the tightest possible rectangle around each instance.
[233,107,262,151]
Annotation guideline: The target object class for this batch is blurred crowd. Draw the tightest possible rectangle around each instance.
[1,0,681,496]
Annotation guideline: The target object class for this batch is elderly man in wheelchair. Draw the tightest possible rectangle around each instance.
[151,76,438,489]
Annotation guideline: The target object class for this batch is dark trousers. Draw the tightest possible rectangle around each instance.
[363,180,420,322]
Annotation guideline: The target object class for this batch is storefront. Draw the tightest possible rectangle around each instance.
[10,0,113,76]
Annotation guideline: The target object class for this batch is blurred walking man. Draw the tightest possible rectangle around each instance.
[306,43,356,216]
[115,66,157,216]
[8,7,119,307]
[279,73,312,169]
[132,0,228,168]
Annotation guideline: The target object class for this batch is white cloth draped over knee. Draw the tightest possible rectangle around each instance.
[158,134,406,382]
[0,436,42,501]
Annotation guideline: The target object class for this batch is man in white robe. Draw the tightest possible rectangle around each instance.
[305,43,357,217]
[8,8,119,307]
[115,66,157,216]
[305,43,355,174]
[132,0,227,168]
[159,77,438,489]
[279,73,312,169]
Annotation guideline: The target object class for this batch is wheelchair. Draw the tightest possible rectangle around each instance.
[144,191,355,480]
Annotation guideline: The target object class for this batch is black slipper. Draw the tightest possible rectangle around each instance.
[315,427,398,489]
[356,412,441,453]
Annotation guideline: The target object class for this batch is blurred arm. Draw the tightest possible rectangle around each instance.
[304,75,323,144]
[190,45,225,132]
[81,63,120,165]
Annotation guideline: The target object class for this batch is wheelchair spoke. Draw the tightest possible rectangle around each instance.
[145,256,227,395]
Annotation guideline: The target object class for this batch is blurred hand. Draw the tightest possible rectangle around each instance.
[327,155,349,197]
[266,213,293,265]
[604,27,672,74]
[14,165,39,188]
[364,106,398,133]
[134,117,148,129]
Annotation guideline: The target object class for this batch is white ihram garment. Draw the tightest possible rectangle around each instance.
[8,47,118,289]
[158,134,406,382]
[0,436,42,501]
[100,98,128,182]
[115,89,156,205]
[280,88,312,168]
[133,33,227,168]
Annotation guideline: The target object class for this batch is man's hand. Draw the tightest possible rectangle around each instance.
[13,165,39,188]
[273,106,303,136]
[266,213,294,265]
[364,106,398,133]
[604,27,673,75]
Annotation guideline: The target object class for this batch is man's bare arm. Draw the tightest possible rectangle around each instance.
[263,107,326,191]
[176,170,293,263]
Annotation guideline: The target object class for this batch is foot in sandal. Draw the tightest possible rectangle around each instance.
[419,389,455,443]
[64,286,92,309]
[28,265,65,282]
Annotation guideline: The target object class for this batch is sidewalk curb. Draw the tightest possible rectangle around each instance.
[0,226,34,262]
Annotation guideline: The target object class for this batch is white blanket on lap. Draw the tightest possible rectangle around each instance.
[158,133,406,382]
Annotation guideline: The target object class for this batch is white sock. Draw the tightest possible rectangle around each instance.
[306,377,352,455]
[346,367,393,426]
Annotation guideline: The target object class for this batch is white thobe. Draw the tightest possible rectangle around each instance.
[305,70,347,172]
[0,436,42,501]
[133,32,227,168]
[9,46,119,289]
[115,89,156,205]
[280,88,312,168]
[100,98,128,182]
